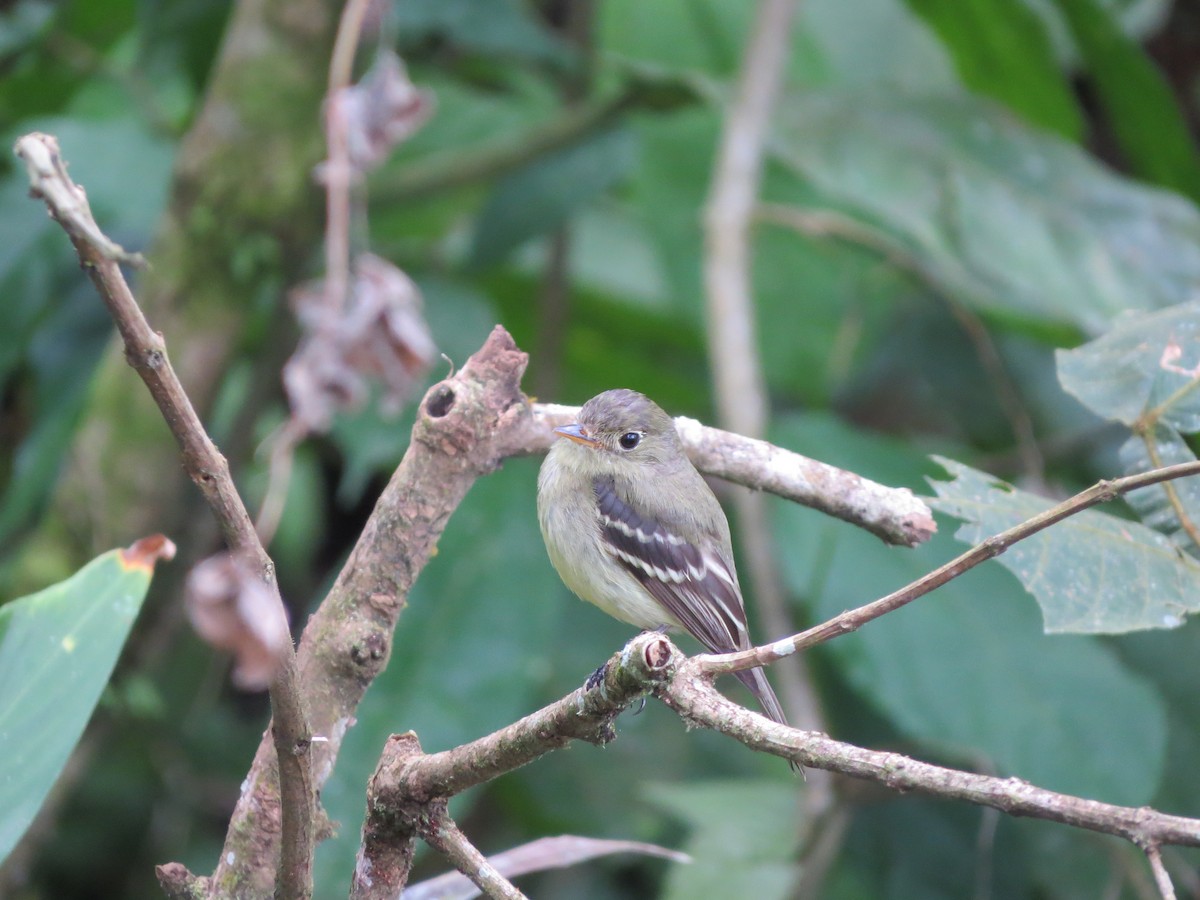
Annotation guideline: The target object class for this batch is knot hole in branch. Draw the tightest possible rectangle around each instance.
[645,636,673,671]
[425,383,455,418]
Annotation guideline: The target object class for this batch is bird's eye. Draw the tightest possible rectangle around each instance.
[618,432,641,450]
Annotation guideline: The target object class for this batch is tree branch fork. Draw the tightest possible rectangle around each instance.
[17,128,1200,898]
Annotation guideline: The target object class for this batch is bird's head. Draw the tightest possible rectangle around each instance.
[552,389,684,472]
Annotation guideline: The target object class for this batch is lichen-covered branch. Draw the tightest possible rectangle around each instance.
[661,641,1200,851]
[352,633,672,898]
[211,326,542,893]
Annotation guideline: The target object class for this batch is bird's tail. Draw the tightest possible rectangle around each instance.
[734,666,788,726]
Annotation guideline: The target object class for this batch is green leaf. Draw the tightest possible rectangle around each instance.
[0,541,165,863]
[1119,618,1200,814]
[834,798,1031,898]
[1056,302,1200,553]
[1051,0,1200,201]
[770,91,1200,333]
[0,1,54,58]
[599,0,749,78]
[1117,430,1200,554]
[800,0,958,90]
[928,457,1200,633]
[327,276,496,505]
[903,0,1083,138]
[772,415,1167,805]
[397,0,575,69]
[468,125,638,267]
[1056,300,1200,431]
[646,780,801,900]
[0,277,112,549]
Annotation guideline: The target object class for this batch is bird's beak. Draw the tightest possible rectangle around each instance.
[554,423,600,447]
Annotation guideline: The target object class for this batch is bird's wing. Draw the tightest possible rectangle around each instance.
[593,475,748,654]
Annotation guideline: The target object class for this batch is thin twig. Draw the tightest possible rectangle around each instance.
[421,814,527,900]
[1144,844,1177,900]
[1138,428,1200,550]
[404,837,689,899]
[703,0,797,440]
[358,626,1200,889]
[323,0,373,313]
[14,132,315,900]
[696,459,1200,676]
[397,634,664,800]
[943,299,1046,485]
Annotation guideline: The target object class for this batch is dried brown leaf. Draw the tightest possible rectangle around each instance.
[404,835,690,900]
[117,534,177,573]
[334,50,433,173]
[184,553,292,690]
[284,253,435,433]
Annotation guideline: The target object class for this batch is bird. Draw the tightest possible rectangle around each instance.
[537,388,789,728]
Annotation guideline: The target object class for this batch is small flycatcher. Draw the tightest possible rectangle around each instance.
[537,388,788,727]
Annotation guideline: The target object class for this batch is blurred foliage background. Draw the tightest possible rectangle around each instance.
[3,0,1200,896]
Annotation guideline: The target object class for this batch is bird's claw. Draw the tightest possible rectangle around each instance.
[584,662,608,691]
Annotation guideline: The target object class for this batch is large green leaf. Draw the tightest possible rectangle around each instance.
[1056,301,1200,431]
[800,0,958,90]
[904,0,1083,138]
[1057,303,1200,554]
[468,125,638,267]
[1052,0,1200,201]
[928,457,1200,633]
[1117,429,1200,556]
[397,0,575,68]
[0,276,112,550]
[624,107,922,406]
[773,415,1166,806]
[770,91,1200,333]
[646,780,801,900]
[0,538,169,863]
[598,0,750,78]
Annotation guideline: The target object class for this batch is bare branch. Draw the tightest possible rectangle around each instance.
[353,633,672,897]
[702,0,797,440]
[660,639,1200,849]
[14,131,316,899]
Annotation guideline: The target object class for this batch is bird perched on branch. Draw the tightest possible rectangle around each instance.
[537,388,788,729]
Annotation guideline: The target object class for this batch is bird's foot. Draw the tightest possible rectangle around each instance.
[584,662,608,691]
